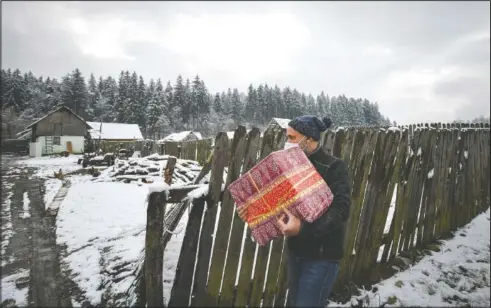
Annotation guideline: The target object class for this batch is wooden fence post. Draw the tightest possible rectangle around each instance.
[144,157,176,307]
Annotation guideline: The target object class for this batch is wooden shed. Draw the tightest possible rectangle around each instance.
[157,131,202,144]
[87,122,144,142]
[25,106,90,156]
[266,117,291,132]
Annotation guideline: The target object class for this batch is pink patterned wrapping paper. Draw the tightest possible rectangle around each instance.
[228,147,334,246]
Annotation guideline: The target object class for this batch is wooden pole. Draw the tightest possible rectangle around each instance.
[144,157,176,307]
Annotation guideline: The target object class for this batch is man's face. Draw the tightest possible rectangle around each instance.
[286,127,306,144]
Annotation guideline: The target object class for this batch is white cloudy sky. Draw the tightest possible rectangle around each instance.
[2,1,489,124]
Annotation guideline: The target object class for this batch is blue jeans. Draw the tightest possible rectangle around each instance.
[286,251,340,307]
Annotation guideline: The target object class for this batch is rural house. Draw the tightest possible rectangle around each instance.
[87,122,144,142]
[25,106,91,157]
[158,131,202,143]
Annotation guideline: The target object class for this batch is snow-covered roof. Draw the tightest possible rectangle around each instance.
[87,122,144,140]
[226,131,235,140]
[158,131,202,143]
[271,117,291,129]
[16,128,32,139]
[26,106,90,129]
[194,132,203,140]
[226,129,251,140]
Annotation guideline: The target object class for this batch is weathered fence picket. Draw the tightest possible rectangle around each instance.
[207,126,248,303]
[191,133,229,307]
[139,124,490,308]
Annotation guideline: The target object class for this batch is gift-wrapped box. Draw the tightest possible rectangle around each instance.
[228,146,334,246]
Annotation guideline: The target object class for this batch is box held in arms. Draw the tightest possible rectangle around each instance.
[228,146,334,246]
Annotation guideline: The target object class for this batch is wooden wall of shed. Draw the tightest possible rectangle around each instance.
[34,109,87,137]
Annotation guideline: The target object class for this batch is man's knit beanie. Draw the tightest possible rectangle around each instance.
[288,115,333,141]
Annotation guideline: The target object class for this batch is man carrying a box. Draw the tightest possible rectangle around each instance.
[277,116,351,307]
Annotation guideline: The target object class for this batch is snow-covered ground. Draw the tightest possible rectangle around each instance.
[56,175,193,306]
[16,155,82,178]
[54,154,202,305]
[1,269,29,307]
[3,153,489,307]
[2,154,201,306]
[330,207,490,307]
[57,180,149,305]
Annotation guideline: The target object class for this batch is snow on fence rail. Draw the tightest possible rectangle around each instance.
[138,124,490,307]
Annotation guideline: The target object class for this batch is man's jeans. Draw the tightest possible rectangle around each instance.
[286,252,340,307]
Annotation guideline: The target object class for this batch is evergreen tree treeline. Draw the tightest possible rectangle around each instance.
[1,68,393,139]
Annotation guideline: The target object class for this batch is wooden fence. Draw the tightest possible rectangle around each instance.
[89,139,213,165]
[1,139,29,155]
[157,139,213,165]
[140,123,490,307]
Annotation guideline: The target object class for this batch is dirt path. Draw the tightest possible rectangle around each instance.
[1,157,72,307]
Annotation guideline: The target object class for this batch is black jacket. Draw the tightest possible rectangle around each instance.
[287,147,351,261]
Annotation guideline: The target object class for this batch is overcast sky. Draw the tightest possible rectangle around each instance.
[2,1,489,124]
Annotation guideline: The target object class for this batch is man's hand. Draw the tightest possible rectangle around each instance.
[277,209,301,237]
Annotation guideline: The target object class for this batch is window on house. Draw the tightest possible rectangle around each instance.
[53,137,61,145]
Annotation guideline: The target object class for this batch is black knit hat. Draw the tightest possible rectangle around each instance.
[288,115,333,141]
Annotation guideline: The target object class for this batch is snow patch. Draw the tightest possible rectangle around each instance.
[17,155,82,178]
[0,269,29,306]
[148,179,170,194]
[44,179,63,210]
[65,246,104,305]
[1,188,14,261]
[184,185,209,201]
[20,192,31,219]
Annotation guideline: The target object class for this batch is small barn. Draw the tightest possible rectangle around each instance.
[25,106,91,157]
[87,122,144,142]
[267,117,291,131]
[158,131,202,143]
